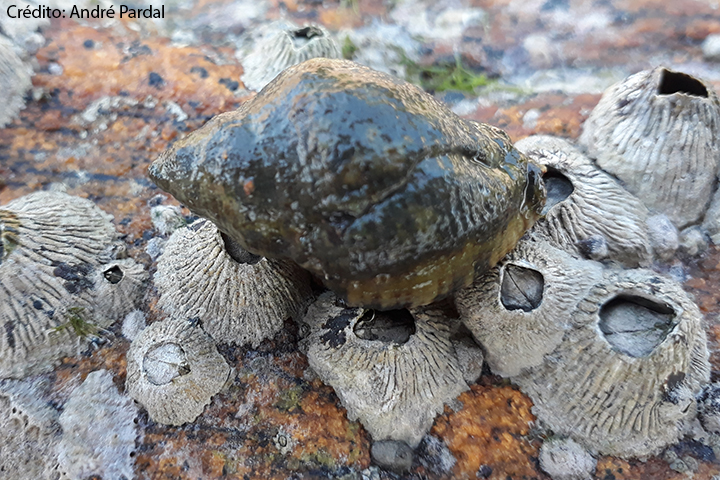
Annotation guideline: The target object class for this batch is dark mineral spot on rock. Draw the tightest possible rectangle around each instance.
[148,72,164,88]
[353,309,416,344]
[32,299,43,310]
[599,294,676,357]
[658,69,708,97]
[542,167,574,214]
[220,232,261,265]
[190,66,209,78]
[103,265,124,284]
[218,78,239,92]
[500,264,544,312]
[83,39,94,49]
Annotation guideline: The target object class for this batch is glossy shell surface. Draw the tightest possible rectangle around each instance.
[150,58,545,309]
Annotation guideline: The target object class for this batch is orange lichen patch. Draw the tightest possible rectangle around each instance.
[593,455,720,479]
[468,93,601,142]
[35,20,247,115]
[431,384,541,479]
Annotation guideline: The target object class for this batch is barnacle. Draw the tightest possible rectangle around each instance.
[93,259,149,326]
[300,292,469,448]
[516,135,652,267]
[539,437,596,480]
[513,268,710,457]
[57,370,138,480]
[579,67,720,227]
[0,34,32,128]
[0,192,146,378]
[240,21,341,91]
[455,238,602,377]
[126,317,231,426]
[150,58,545,310]
[155,219,312,347]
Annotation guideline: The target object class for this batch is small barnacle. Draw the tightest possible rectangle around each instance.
[0,192,136,378]
[240,21,341,91]
[516,135,652,267]
[0,35,32,128]
[579,67,720,227]
[126,317,231,426]
[92,259,149,325]
[513,268,710,457]
[154,219,312,347]
[455,238,602,377]
[300,292,469,448]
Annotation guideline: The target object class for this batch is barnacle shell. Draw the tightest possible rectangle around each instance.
[126,317,231,426]
[155,219,312,347]
[150,58,545,310]
[240,21,341,91]
[57,370,138,480]
[579,67,720,227]
[455,238,602,377]
[0,35,32,128]
[93,259,149,325]
[516,135,652,266]
[0,192,145,378]
[539,437,596,480]
[300,292,469,448]
[513,269,710,457]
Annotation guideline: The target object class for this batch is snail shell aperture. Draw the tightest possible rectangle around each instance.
[150,58,545,309]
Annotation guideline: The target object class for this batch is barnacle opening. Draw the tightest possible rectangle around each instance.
[292,26,324,42]
[143,342,191,386]
[220,232,262,265]
[103,265,124,284]
[599,294,677,358]
[353,309,416,344]
[541,167,574,215]
[500,264,544,312]
[658,69,708,98]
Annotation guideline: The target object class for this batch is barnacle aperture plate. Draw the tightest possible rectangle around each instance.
[456,238,603,377]
[0,192,146,378]
[516,135,652,267]
[513,269,710,458]
[155,219,312,347]
[579,67,720,227]
[149,58,545,309]
[126,317,230,426]
[301,292,469,447]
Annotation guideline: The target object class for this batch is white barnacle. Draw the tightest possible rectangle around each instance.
[155,219,312,348]
[240,20,341,91]
[126,317,230,426]
[579,67,720,228]
[0,35,32,128]
[300,292,470,448]
[513,268,710,458]
[455,237,602,377]
[516,135,652,267]
[0,192,146,378]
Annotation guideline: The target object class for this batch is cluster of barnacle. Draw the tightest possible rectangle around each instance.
[3,37,720,479]
[137,56,720,478]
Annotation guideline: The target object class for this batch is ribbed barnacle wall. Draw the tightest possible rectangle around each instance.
[579,67,720,227]
[0,192,147,378]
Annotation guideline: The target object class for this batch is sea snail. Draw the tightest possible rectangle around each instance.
[150,58,545,310]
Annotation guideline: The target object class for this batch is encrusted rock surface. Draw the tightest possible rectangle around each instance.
[3,1,720,479]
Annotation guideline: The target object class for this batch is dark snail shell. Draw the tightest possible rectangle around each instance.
[150,58,545,309]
